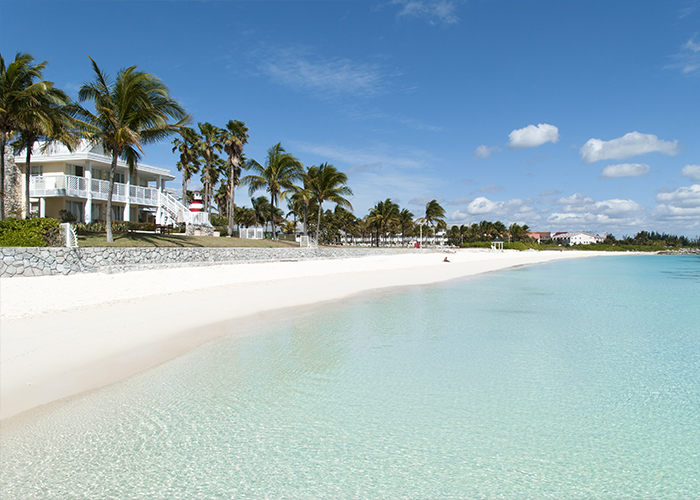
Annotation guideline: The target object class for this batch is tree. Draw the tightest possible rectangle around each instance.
[242,143,303,239]
[398,208,414,245]
[307,163,353,243]
[367,199,400,246]
[197,122,222,216]
[13,84,77,219]
[219,119,249,236]
[290,167,315,236]
[0,52,55,219]
[172,127,201,208]
[73,58,189,242]
[422,199,446,246]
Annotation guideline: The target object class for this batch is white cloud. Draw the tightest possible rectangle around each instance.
[600,163,650,179]
[664,34,700,75]
[448,196,473,206]
[681,164,700,181]
[448,197,542,226]
[478,184,502,193]
[580,132,680,163]
[389,0,459,25]
[652,184,700,224]
[685,35,700,53]
[291,141,426,171]
[547,194,646,231]
[474,145,500,159]
[507,123,560,150]
[655,184,700,208]
[409,195,445,206]
[258,46,388,98]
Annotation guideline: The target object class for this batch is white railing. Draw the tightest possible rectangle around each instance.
[31,175,160,207]
[30,175,210,226]
[158,191,211,226]
[30,175,88,198]
[60,223,79,247]
[129,185,160,206]
[91,178,127,203]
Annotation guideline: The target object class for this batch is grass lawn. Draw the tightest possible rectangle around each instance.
[77,232,299,248]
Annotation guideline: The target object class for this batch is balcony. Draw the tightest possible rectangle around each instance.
[30,175,161,207]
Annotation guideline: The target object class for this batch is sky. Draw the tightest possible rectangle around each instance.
[2,0,699,237]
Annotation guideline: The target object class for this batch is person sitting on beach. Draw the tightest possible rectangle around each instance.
[443,257,450,263]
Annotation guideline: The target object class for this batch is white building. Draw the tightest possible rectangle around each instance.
[551,232,604,245]
[13,141,208,226]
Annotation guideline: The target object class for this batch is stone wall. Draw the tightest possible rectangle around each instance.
[0,246,414,278]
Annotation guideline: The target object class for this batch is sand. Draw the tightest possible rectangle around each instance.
[0,249,611,420]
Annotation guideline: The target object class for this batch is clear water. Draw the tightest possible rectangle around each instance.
[1,255,699,499]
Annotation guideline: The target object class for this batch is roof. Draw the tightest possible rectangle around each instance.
[14,140,175,180]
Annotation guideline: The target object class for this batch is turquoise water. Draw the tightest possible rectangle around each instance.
[1,255,699,499]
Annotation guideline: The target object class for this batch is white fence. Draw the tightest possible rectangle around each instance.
[239,227,264,239]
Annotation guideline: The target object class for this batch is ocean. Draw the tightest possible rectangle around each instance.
[1,254,698,499]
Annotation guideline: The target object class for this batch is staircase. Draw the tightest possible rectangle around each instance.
[159,191,211,226]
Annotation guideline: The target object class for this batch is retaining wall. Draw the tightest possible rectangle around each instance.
[0,246,414,278]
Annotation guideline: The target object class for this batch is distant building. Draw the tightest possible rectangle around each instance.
[526,232,551,243]
[551,232,604,245]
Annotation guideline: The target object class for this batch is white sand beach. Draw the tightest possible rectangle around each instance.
[0,249,610,420]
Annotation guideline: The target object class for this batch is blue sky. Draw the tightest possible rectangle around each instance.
[2,0,699,236]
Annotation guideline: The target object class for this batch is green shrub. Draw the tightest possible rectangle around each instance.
[210,215,228,227]
[0,217,61,247]
[58,209,77,223]
[460,241,491,248]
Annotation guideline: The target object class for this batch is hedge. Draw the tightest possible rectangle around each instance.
[0,217,61,247]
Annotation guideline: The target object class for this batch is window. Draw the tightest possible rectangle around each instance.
[92,203,102,220]
[30,165,43,176]
[65,164,84,177]
[30,202,40,216]
[114,172,125,184]
[65,201,84,222]
[111,205,124,221]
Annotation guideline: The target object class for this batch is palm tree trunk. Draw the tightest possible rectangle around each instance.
[24,141,33,219]
[303,202,308,235]
[228,158,237,237]
[0,132,6,220]
[317,202,323,242]
[105,152,118,243]
[270,193,276,239]
[182,174,187,211]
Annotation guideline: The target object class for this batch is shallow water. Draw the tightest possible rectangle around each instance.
[1,255,699,499]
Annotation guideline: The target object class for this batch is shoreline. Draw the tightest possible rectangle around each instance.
[1,249,617,420]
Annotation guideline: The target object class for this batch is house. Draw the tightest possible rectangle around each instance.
[526,231,551,243]
[12,141,208,226]
[551,232,604,245]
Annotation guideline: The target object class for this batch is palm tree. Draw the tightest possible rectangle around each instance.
[13,84,77,219]
[290,167,315,235]
[219,119,249,236]
[73,58,189,242]
[423,199,446,243]
[242,143,303,239]
[398,208,414,246]
[197,122,221,216]
[307,163,353,243]
[0,52,54,219]
[367,199,400,246]
[172,127,201,208]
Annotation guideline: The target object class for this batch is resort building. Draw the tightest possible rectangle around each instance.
[11,141,207,226]
[551,232,604,245]
[526,231,551,243]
